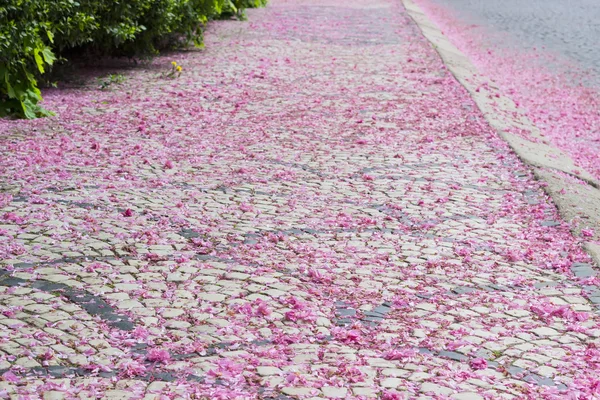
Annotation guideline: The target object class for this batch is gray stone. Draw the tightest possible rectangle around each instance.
[373,305,392,315]
[507,365,526,377]
[589,297,600,304]
[439,351,467,361]
[540,221,560,227]
[452,286,477,294]
[364,311,385,318]
[523,374,556,387]
[336,308,356,316]
[572,265,596,278]
[178,229,200,238]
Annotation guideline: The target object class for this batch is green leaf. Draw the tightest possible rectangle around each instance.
[38,107,54,117]
[41,47,56,66]
[25,87,43,101]
[33,49,45,74]
[0,67,14,98]
[226,0,237,12]
[5,82,16,99]
[20,99,38,119]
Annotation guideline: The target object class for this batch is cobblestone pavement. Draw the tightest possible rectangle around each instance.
[1,0,600,398]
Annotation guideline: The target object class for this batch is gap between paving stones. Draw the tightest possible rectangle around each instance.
[0,317,567,391]
[6,203,596,337]
[0,362,293,400]
[402,0,600,263]
[331,301,568,389]
[135,330,568,391]
[6,183,540,261]
[0,219,585,390]
[6,221,578,293]
[7,186,504,229]
[2,227,584,391]
[0,366,203,385]
[8,242,596,342]
[5,253,586,300]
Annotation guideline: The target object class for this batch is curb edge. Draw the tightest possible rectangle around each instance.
[401,0,600,264]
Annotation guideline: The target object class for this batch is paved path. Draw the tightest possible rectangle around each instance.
[0,0,599,398]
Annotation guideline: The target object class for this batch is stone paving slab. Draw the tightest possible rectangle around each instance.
[0,0,599,398]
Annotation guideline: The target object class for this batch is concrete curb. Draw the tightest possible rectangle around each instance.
[401,0,600,264]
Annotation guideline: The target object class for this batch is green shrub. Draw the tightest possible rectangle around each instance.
[0,0,267,119]
[1,1,67,118]
[234,0,268,9]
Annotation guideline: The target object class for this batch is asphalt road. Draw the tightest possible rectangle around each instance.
[428,0,600,80]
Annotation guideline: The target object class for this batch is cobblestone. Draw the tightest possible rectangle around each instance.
[0,0,598,398]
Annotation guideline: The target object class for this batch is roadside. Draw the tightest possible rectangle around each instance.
[0,0,599,398]
[404,0,600,265]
